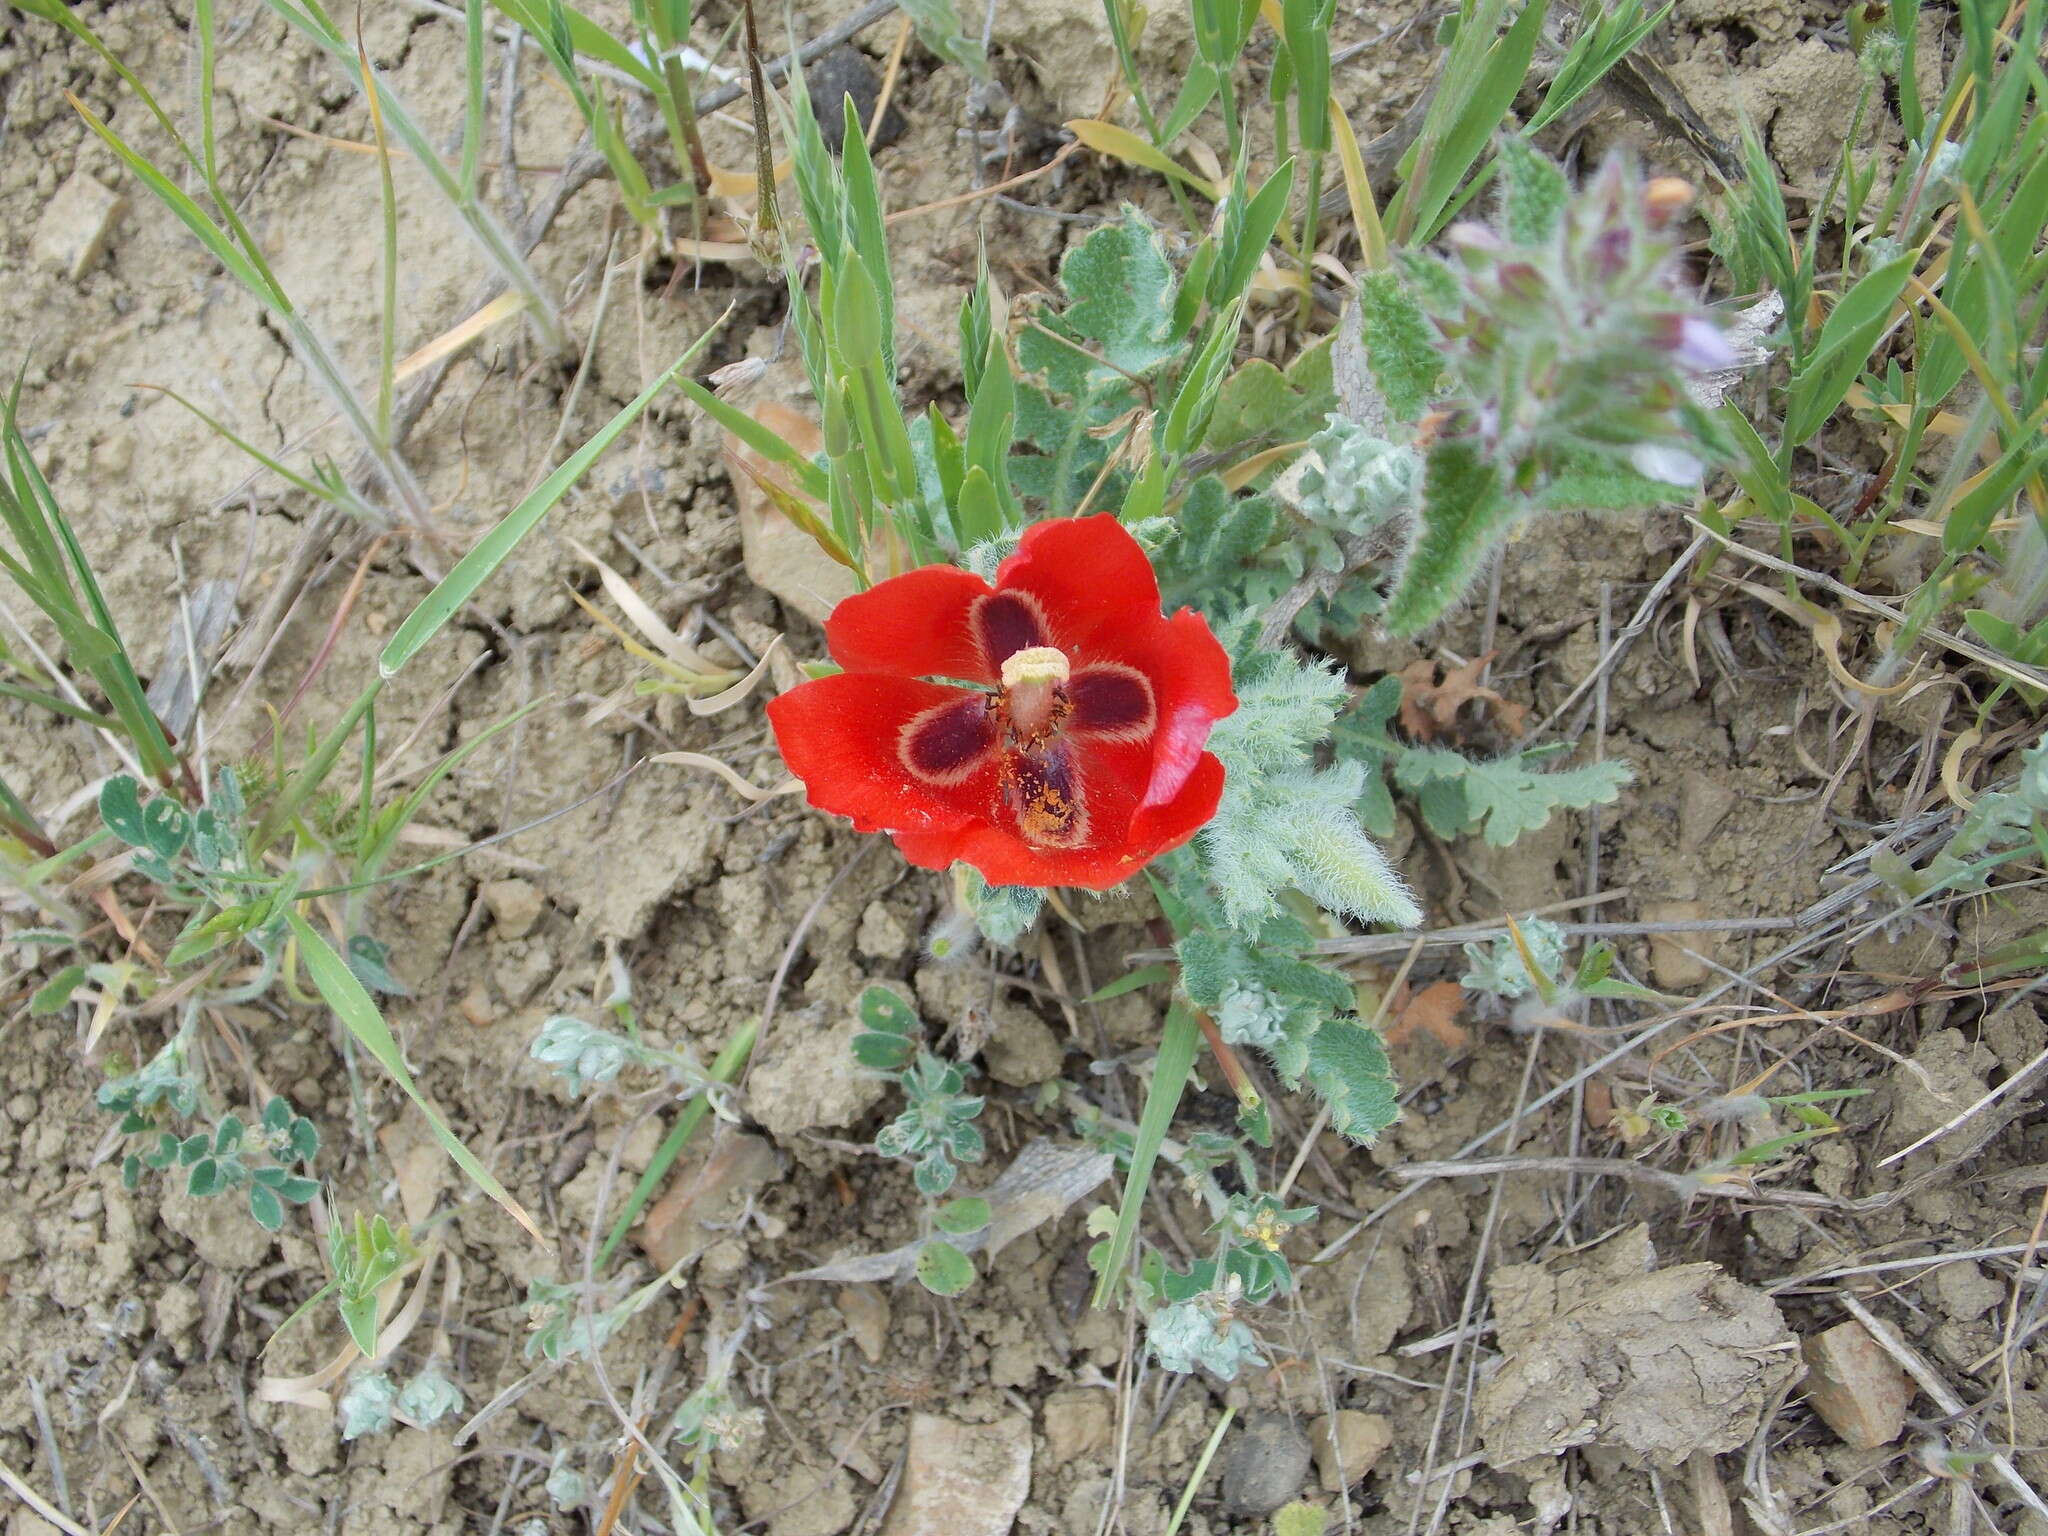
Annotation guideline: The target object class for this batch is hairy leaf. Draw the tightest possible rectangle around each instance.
[1397,748,1633,846]
[1497,135,1569,243]
[1355,268,1443,423]
[1304,1016,1399,1142]
[1384,438,1509,635]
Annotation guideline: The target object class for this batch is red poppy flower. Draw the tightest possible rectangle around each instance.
[766,514,1237,890]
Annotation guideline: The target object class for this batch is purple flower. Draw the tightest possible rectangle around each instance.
[1660,314,1738,373]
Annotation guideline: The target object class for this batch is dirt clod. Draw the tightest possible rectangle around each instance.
[1479,1244,1801,1468]
[1801,1320,1911,1450]
[32,172,125,280]
[1043,1388,1114,1463]
[480,877,544,940]
[806,46,907,152]
[834,1284,890,1364]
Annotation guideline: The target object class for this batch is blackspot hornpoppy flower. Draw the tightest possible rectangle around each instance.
[766,514,1237,890]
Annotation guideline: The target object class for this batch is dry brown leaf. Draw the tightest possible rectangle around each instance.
[1396,653,1528,742]
[1385,979,1469,1050]
[1395,658,1440,739]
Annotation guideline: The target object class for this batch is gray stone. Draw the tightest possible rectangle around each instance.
[1221,1413,1312,1516]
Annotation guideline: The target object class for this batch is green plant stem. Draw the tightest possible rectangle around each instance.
[597,1016,760,1270]
[1165,1405,1236,1536]
[1215,67,1244,178]
[1297,149,1325,319]
[1092,1002,1202,1308]
[252,681,381,855]
[0,770,54,857]
[0,680,121,731]
[1191,1008,1261,1118]
[1101,0,1202,231]
[358,28,402,449]
[1809,77,1875,283]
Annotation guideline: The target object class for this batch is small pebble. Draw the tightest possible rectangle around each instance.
[33,173,127,280]
[806,45,907,153]
[1802,1320,1910,1450]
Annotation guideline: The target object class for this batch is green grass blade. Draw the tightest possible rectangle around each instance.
[1390,0,1551,243]
[596,1016,759,1270]
[355,25,403,445]
[355,700,541,880]
[462,0,488,196]
[69,94,419,513]
[69,95,282,307]
[0,681,121,730]
[380,331,718,679]
[1528,0,1672,133]
[1091,1001,1202,1308]
[252,681,381,852]
[491,0,663,89]
[676,377,831,500]
[260,0,567,351]
[1783,251,1915,447]
[839,96,897,380]
[2,381,178,780]
[288,909,544,1241]
[134,385,341,504]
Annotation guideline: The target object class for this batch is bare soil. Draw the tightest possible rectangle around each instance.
[4,4,2044,1535]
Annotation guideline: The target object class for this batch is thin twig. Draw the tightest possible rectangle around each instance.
[1525,531,1708,744]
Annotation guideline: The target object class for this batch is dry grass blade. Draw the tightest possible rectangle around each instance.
[1690,519,2048,693]
[567,537,730,676]
[685,635,784,716]
[650,751,802,803]
[0,1456,92,1536]
[1877,1043,2048,1169]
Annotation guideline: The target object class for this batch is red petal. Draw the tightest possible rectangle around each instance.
[767,675,997,834]
[1100,607,1238,810]
[824,565,995,681]
[971,590,1052,670]
[892,748,1225,891]
[1128,750,1226,853]
[902,693,999,785]
[995,514,1159,656]
[1065,663,1156,742]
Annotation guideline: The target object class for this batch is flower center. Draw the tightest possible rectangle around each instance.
[999,646,1071,743]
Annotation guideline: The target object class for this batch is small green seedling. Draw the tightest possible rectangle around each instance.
[330,1212,418,1358]
[850,985,991,1294]
[124,1096,321,1232]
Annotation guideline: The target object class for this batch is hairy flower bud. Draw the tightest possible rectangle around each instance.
[1416,149,1737,497]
